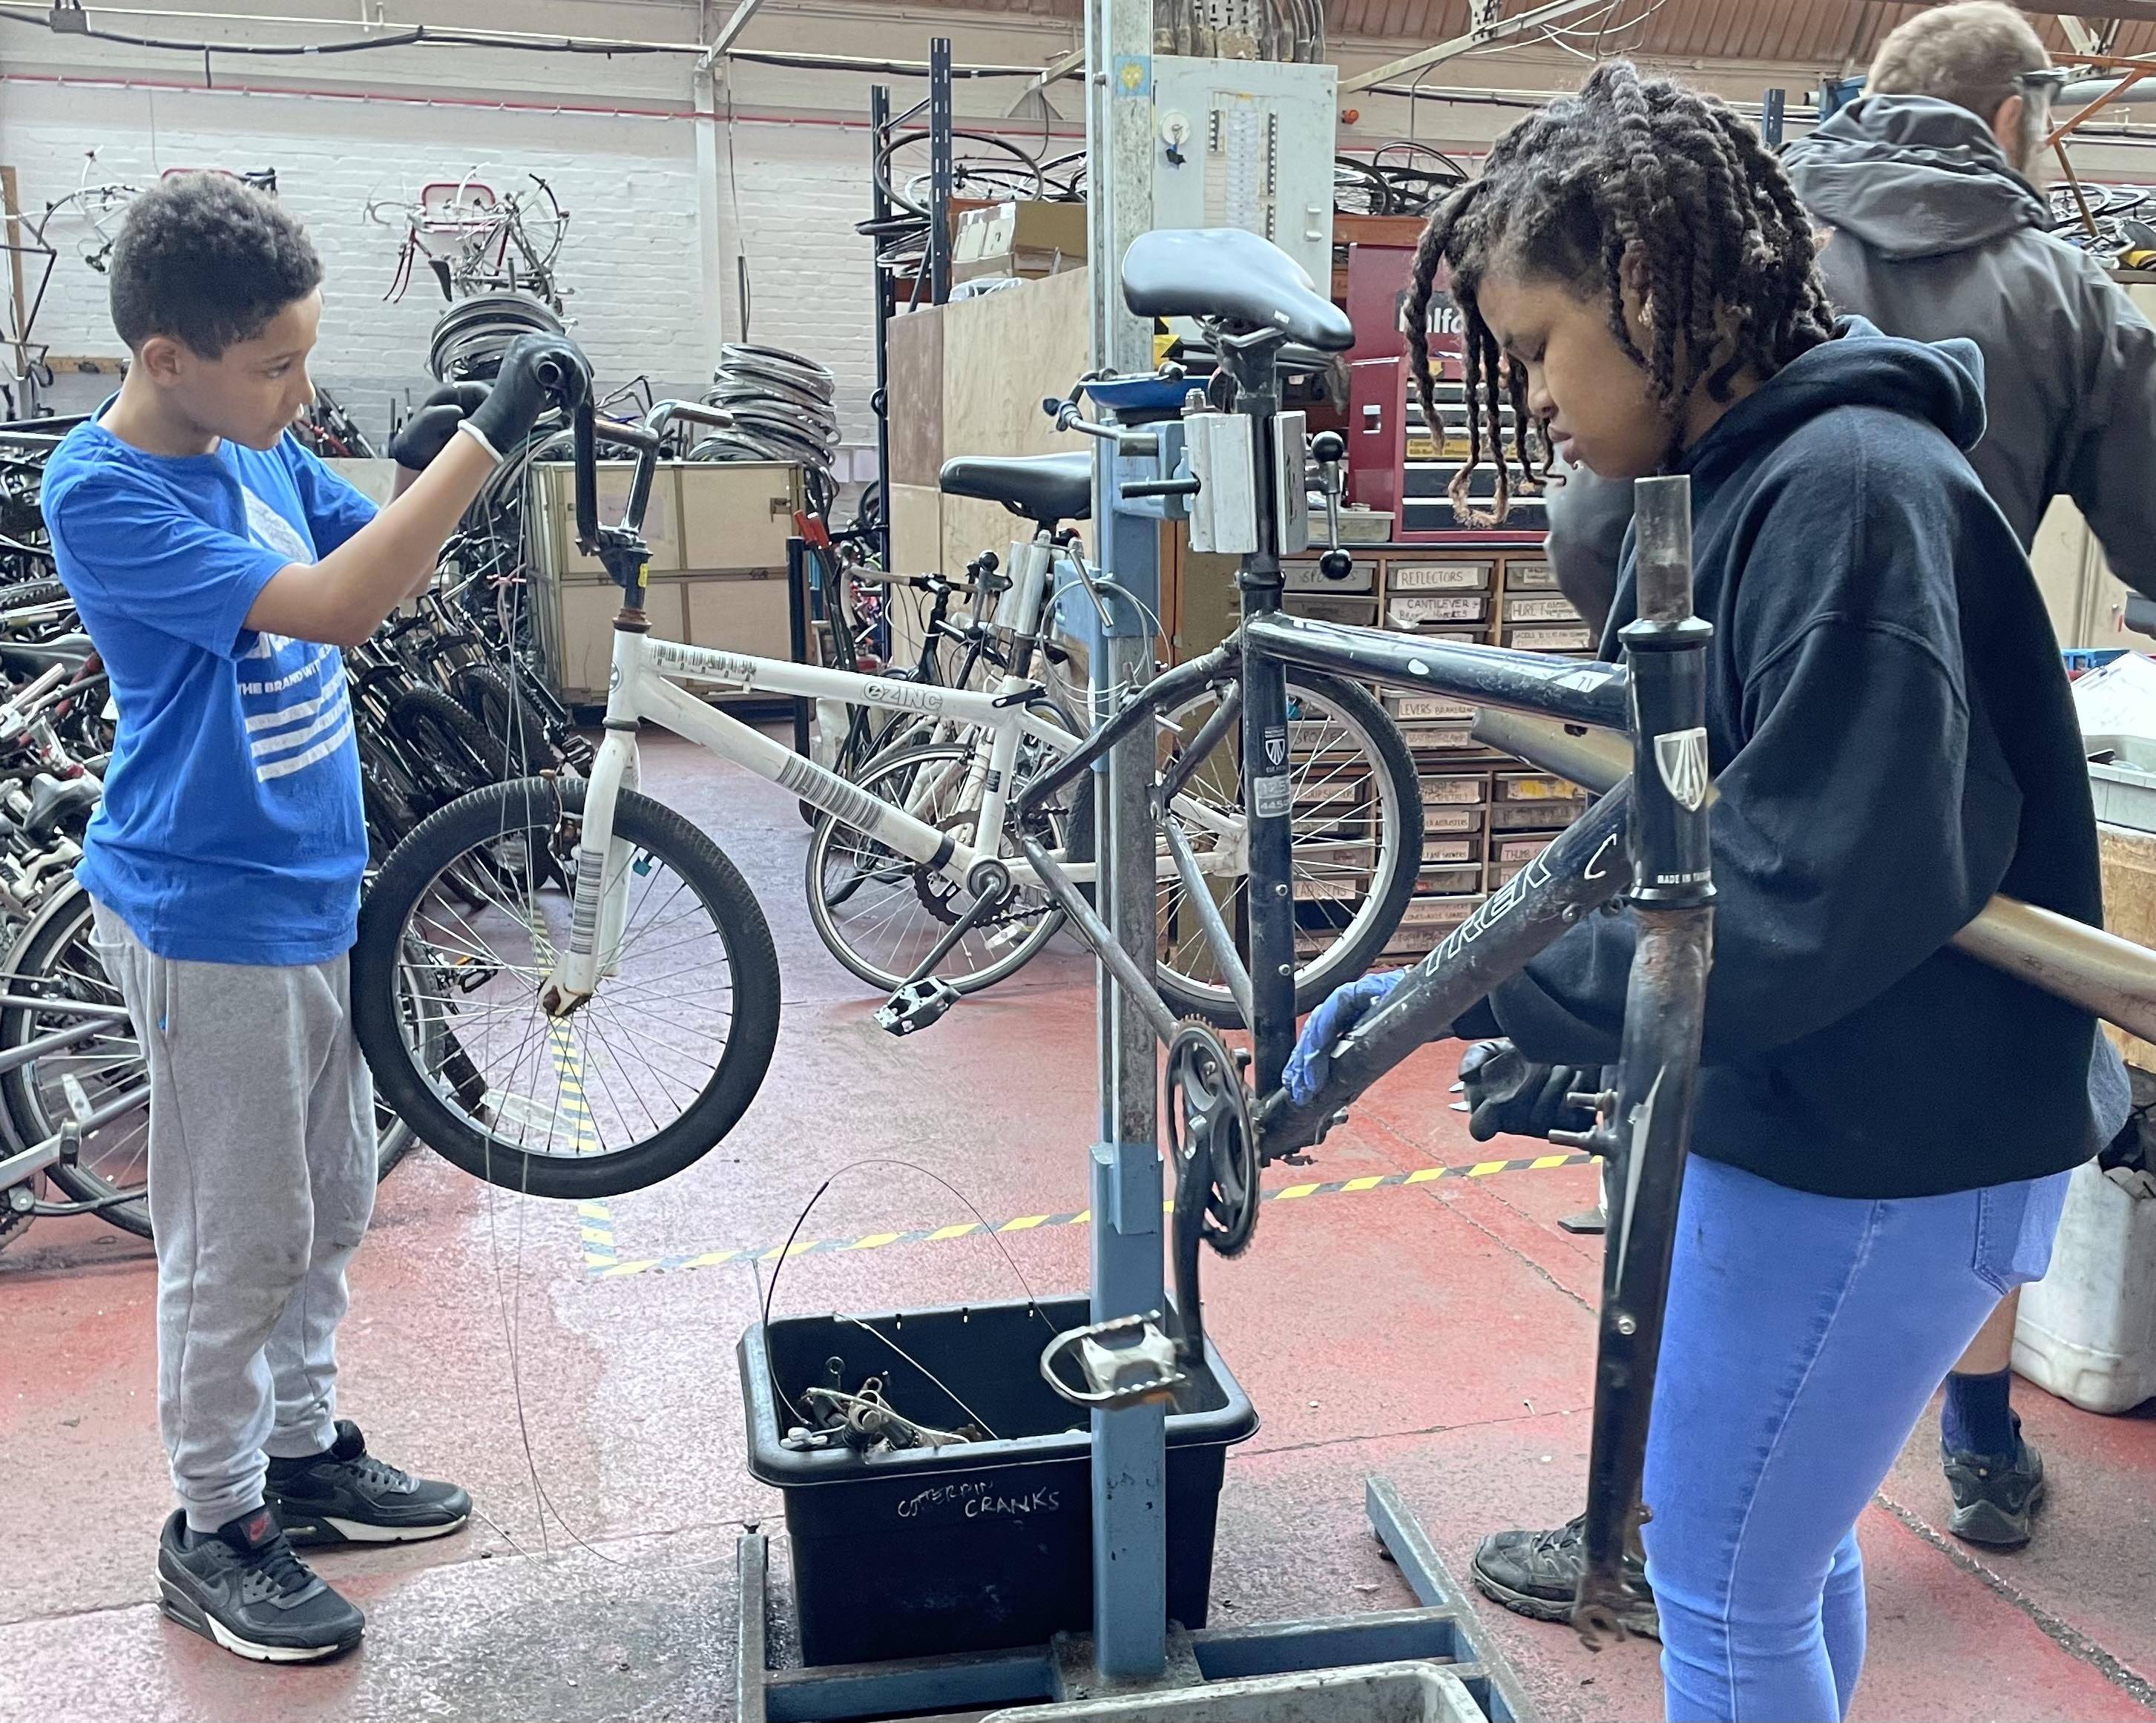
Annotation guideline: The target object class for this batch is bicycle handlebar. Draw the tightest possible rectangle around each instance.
[570,394,737,552]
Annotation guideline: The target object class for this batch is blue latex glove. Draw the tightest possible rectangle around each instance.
[1282,969,1404,1105]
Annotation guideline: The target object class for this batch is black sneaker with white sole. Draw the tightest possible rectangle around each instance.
[157,1507,364,1663]
[1470,1514,1661,1640]
[1944,1434,2047,1549]
[263,1420,472,1548]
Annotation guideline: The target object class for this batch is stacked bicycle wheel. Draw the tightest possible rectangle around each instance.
[428,290,568,384]
[693,343,841,509]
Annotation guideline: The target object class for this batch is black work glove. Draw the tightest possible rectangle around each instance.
[1455,1039,1597,1144]
[464,333,591,458]
[387,382,490,473]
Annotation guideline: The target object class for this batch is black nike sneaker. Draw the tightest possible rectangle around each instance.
[1943,1433,2048,1549]
[263,1420,472,1547]
[157,1507,364,1663]
[1471,1514,1661,1640]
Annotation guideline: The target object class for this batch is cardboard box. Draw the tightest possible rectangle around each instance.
[952,201,1088,283]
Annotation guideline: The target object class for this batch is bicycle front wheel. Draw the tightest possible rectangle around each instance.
[353,778,781,1199]
[1154,668,1422,1024]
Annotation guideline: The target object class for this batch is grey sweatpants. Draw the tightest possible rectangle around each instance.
[90,900,375,1533]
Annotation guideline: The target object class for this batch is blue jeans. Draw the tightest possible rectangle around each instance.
[1643,1155,2070,1722]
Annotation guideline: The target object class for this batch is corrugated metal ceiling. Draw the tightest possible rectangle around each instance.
[910,1,2156,67]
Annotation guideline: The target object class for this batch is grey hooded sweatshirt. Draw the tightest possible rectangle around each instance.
[1545,93,2156,628]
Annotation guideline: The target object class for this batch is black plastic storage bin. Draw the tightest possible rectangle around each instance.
[740,1294,1258,1667]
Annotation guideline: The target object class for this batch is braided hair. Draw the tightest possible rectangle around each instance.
[1404,62,1837,526]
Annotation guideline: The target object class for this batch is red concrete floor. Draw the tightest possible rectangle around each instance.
[4,734,2154,1722]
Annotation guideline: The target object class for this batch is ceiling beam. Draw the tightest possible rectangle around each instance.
[698,0,772,70]
[1006,42,1085,113]
[1338,0,1625,95]
[2019,2,2156,22]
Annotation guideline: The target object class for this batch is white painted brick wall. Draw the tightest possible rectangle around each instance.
[2,82,879,447]
[717,119,879,448]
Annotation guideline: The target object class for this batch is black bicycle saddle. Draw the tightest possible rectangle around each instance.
[1120,228,1355,353]
[938,452,1094,525]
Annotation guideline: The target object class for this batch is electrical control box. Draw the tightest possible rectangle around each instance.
[1149,56,1337,289]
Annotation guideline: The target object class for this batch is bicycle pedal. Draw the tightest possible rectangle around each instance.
[875,978,962,1037]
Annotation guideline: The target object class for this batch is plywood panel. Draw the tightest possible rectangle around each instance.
[890,481,944,593]
[2101,826,2156,1073]
[939,268,1096,576]
[886,304,945,488]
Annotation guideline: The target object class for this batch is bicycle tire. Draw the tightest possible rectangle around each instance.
[1,891,417,1239]
[353,777,781,1199]
[1152,668,1422,1025]
[0,578,70,611]
[390,684,511,785]
[453,664,556,776]
[874,130,1045,220]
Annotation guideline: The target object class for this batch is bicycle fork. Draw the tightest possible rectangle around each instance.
[540,630,645,1015]
[1572,475,1715,1647]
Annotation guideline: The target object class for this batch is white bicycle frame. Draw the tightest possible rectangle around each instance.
[541,529,1244,1007]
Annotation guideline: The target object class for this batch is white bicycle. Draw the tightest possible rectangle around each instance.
[352,391,1420,1197]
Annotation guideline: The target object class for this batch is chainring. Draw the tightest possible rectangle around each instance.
[1165,1018,1260,1257]
[0,1182,35,1252]
[909,811,1051,932]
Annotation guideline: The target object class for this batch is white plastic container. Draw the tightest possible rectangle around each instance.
[2014,1161,2156,1414]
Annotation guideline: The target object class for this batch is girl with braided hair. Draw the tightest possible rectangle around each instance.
[1289,61,2123,1722]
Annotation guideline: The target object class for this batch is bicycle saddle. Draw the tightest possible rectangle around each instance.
[24,772,99,839]
[938,452,1094,525]
[0,634,93,676]
[1120,228,1355,353]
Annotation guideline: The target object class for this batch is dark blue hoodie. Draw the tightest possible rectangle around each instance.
[1485,321,2114,1199]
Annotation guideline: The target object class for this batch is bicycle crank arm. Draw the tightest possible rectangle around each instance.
[872,859,1015,1038]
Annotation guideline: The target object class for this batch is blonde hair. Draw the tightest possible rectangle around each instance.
[1868,3,2052,160]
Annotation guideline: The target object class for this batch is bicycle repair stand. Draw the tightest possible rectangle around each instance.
[737,6,1533,1716]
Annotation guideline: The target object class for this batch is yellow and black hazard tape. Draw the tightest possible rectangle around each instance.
[577,1150,1590,1282]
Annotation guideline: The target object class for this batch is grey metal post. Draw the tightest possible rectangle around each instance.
[1085,0,1167,1684]
[928,39,956,305]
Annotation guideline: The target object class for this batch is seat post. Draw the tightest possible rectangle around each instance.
[1223,338,1298,1093]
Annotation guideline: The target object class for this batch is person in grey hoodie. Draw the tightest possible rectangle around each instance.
[1471,1,2151,1628]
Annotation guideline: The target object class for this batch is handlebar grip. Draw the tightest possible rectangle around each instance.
[1121,477,1202,500]
[573,400,599,549]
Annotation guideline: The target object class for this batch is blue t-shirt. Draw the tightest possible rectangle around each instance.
[42,421,376,965]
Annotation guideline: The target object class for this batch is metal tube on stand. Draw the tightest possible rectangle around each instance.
[1575,475,1717,1647]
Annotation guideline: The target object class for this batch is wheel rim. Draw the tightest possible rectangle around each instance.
[9,906,151,1201]
[1154,678,1405,1010]
[806,745,1070,993]
[386,813,743,1164]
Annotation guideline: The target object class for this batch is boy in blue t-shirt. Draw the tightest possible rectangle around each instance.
[41,172,585,1664]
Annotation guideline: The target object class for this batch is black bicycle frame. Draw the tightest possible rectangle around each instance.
[1012,464,1714,1644]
